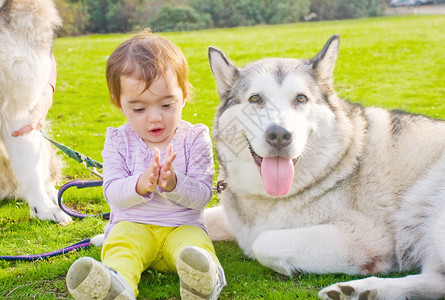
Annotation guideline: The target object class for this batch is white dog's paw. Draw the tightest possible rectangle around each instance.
[30,205,72,223]
[318,283,378,300]
[90,234,105,247]
[46,186,59,205]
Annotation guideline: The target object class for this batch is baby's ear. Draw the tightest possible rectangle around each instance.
[182,91,188,107]
[117,104,124,114]
[111,95,122,111]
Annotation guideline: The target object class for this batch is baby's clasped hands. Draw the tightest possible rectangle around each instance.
[137,144,177,195]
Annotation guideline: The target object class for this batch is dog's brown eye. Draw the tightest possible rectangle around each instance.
[249,94,261,103]
[296,94,307,103]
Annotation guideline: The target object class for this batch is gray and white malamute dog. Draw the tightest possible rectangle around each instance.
[205,35,445,299]
[0,0,70,222]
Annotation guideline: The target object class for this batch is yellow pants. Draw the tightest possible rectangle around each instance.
[101,221,220,296]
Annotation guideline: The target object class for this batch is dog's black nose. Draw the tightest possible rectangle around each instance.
[266,125,292,149]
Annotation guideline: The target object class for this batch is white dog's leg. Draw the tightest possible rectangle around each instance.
[90,234,105,247]
[432,212,445,269]
[3,131,71,223]
[318,214,445,300]
[318,272,445,300]
[251,224,392,276]
[204,206,236,241]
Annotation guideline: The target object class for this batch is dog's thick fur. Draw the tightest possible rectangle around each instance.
[205,35,445,299]
[0,0,70,222]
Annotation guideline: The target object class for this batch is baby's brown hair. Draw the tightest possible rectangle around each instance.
[106,29,189,107]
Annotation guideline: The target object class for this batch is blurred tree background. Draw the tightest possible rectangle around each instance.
[54,0,386,36]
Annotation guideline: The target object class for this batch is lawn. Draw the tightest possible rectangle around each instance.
[1,14,445,299]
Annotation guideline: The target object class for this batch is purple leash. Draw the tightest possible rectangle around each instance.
[57,180,109,220]
[0,238,92,261]
[0,180,108,261]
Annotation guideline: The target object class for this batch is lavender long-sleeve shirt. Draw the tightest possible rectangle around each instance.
[102,120,214,238]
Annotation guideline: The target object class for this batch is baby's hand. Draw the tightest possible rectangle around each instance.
[136,147,161,195]
[158,144,177,192]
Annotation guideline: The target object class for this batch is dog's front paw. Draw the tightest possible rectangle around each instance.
[46,186,59,205]
[318,284,377,300]
[30,205,72,223]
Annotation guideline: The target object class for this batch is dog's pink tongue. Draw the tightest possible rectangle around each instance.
[260,157,294,196]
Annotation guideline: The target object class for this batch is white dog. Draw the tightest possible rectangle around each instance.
[205,35,445,299]
[0,0,71,223]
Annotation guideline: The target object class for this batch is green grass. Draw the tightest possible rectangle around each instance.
[1,15,445,299]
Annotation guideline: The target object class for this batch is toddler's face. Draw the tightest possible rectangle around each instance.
[119,69,186,149]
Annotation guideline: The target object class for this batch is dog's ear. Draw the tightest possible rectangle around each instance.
[311,35,340,84]
[208,47,239,98]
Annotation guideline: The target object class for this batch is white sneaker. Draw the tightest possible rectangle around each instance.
[177,246,227,300]
[66,257,135,300]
